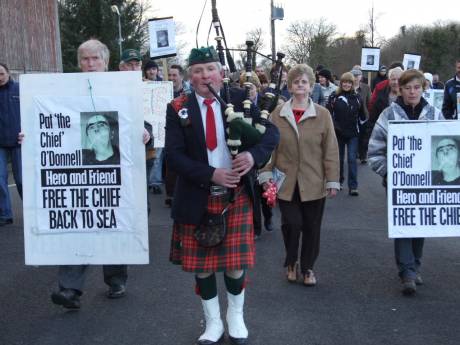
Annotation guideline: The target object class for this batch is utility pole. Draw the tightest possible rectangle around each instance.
[270,1,284,61]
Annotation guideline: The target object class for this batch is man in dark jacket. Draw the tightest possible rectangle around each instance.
[166,46,279,345]
[0,63,22,226]
[442,59,460,119]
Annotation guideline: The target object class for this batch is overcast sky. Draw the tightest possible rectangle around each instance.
[147,0,459,60]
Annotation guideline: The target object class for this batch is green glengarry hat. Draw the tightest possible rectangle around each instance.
[188,46,219,66]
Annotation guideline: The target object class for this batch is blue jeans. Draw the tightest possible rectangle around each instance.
[149,147,163,186]
[394,238,424,279]
[337,136,358,189]
[0,147,22,220]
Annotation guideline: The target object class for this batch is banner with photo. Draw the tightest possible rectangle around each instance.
[148,17,176,59]
[143,81,173,148]
[360,47,380,71]
[20,71,149,265]
[402,53,421,70]
[388,120,460,238]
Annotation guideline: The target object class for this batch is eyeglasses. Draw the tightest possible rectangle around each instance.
[436,144,457,156]
[87,121,109,132]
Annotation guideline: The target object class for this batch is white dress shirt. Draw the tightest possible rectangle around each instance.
[195,94,232,169]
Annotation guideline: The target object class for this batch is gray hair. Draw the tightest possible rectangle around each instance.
[77,39,110,71]
[388,67,403,79]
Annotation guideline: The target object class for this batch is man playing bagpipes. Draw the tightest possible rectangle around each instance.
[165,46,279,345]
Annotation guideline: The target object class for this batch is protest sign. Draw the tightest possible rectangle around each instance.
[148,17,177,59]
[20,71,149,265]
[143,81,173,148]
[388,121,460,238]
[403,53,421,70]
[361,47,380,71]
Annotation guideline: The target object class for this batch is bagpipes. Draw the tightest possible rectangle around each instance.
[206,0,286,157]
[205,0,285,206]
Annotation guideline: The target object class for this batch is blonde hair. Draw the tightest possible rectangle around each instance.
[77,39,110,71]
[287,64,315,89]
[239,71,261,90]
[336,72,355,95]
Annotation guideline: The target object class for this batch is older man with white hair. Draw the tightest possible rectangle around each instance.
[50,39,150,310]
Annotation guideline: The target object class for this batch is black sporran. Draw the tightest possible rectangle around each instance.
[194,209,228,248]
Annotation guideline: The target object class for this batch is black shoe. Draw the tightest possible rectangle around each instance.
[264,219,274,232]
[401,278,416,295]
[165,198,172,207]
[360,159,368,164]
[151,185,162,194]
[229,335,248,345]
[349,189,359,196]
[196,333,225,345]
[51,288,81,309]
[106,284,126,299]
[0,218,13,226]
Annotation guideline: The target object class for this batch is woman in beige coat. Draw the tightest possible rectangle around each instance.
[259,64,340,286]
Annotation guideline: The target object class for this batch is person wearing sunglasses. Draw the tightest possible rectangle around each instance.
[432,138,460,185]
[82,114,120,165]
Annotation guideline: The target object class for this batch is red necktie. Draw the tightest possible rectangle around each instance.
[203,98,217,151]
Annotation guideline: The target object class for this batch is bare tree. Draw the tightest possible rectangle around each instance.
[235,27,265,71]
[282,18,336,67]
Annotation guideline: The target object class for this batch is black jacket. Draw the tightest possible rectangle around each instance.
[0,79,21,147]
[327,90,366,139]
[442,76,460,119]
[165,88,280,224]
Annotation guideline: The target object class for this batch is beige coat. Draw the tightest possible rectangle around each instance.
[259,99,340,202]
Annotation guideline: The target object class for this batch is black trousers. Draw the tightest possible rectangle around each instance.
[253,184,273,236]
[278,186,325,274]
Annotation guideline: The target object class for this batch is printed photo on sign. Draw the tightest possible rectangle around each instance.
[156,30,169,48]
[431,136,460,185]
[81,111,120,165]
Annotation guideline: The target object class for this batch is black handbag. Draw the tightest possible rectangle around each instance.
[194,208,229,248]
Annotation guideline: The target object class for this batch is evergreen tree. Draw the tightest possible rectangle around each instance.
[59,0,149,72]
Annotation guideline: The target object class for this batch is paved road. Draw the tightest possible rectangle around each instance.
[1,163,460,345]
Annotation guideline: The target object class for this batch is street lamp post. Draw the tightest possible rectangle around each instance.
[111,5,123,58]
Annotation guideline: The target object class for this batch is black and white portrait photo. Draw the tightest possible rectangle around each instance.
[407,60,415,69]
[366,55,375,66]
[81,111,120,165]
[431,136,460,185]
[156,30,169,48]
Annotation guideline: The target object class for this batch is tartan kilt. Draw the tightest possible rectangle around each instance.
[170,186,255,273]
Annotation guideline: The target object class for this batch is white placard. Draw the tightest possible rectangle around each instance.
[423,89,444,111]
[361,47,380,71]
[148,17,177,59]
[387,121,460,238]
[143,81,173,148]
[403,53,421,70]
[20,71,149,265]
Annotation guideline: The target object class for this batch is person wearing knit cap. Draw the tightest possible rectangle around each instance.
[318,68,337,106]
[166,46,279,345]
[372,65,388,91]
